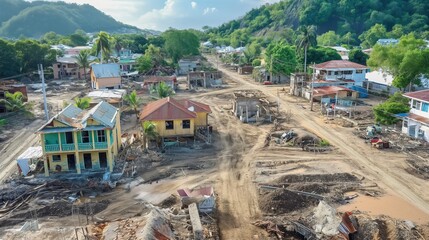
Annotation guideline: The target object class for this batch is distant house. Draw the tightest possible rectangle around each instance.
[253,68,289,84]
[238,66,254,75]
[364,70,398,95]
[329,46,350,60]
[187,71,222,88]
[177,58,201,75]
[90,63,122,89]
[143,76,177,91]
[311,86,358,101]
[37,101,121,176]
[311,60,370,87]
[401,90,429,142]
[53,55,96,80]
[0,81,28,113]
[139,97,211,142]
[64,46,92,55]
[377,39,399,46]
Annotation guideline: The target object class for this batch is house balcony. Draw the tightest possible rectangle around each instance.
[62,144,75,151]
[78,143,93,150]
[45,144,60,152]
[45,142,109,152]
[95,142,108,149]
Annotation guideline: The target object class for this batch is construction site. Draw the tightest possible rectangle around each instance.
[0,57,429,240]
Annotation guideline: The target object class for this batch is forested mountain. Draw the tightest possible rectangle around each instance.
[210,0,429,45]
[0,0,142,38]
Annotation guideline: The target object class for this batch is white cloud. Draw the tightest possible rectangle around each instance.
[26,0,282,31]
[203,7,217,15]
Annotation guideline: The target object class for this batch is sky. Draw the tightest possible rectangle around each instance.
[29,0,281,31]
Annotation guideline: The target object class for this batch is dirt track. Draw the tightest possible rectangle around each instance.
[206,55,429,221]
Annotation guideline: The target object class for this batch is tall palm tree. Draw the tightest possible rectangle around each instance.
[74,97,92,109]
[124,90,143,120]
[0,91,28,112]
[296,25,317,73]
[142,121,158,152]
[152,82,174,99]
[74,50,92,80]
[95,31,111,63]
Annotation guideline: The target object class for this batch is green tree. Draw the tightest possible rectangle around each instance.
[73,49,92,80]
[95,31,111,63]
[265,42,297,77]
[142,121,158,152]
[359,24,388,48]
[136,44,167,74]
[0,91,30,113]
[317,31,341,46]
[153,82,174,99]
[124,90,142,120]
[252,59,261,66]
[348,49,369,65]
[73,97,91,109]
[14,39,56,73]
[296,25,317,73]
[367,34,429,90]
[163,29,199,63]
[373,92,410,125]
[0,39,19,78]
[341,32,357,46]
[297,47,341,66]
[0,118,6,128]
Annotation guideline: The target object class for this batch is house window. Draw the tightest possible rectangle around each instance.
[403,120,408,128]
[412,100,421,110]
[182,120,191,129]
[343,70,353,75]
[57,64,61,68]
[418,129,425,138]
[356,70,363,74]
[82,131,90,143]
[0,92,4,98]
[52,155,61,162]
[97,130,106,142]
[327,71,332,75]
[165,121,174,130]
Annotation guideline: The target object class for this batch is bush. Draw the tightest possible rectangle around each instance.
[252,59,261,66]
[319,139,330,147]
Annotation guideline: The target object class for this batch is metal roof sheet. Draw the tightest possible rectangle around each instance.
[404,89,429,102]
[312,60,368,70]
[140,97,198,121]
[91,63,120,78]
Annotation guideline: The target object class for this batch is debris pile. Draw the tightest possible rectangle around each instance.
[259,189,317,214]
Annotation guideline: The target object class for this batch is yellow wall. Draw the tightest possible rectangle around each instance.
[47,151,109,172]
[148,119,195,138]
[195,112,209,126]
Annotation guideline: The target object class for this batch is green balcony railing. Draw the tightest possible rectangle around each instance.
[95,142,108,149]
[78,143,93,150]
[45,144,60,152]
[62,144,75,151]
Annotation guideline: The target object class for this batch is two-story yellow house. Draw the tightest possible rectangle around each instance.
[37,101,121,176]
[139,97,211,141]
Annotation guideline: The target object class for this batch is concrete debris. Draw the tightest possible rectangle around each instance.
[189,203,204,240]
[312,201,341,236]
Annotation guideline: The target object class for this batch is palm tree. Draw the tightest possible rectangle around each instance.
[124,90,143,120]
[296,25,317,73]
[73,97,92,109]
[142,121,158,152]
[0,91,28,112]
[74,50,92,80]
[95,31,111,63]
[152,82,174,99]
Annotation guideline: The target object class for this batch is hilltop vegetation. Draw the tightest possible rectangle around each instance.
[206,0,429,47]
[0,0,143,38]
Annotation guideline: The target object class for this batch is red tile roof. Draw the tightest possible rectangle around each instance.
[313,60,368,69]
[177,99,211,113]
[313,86,354,97]
[404,89,429,102]
[139,97,210,121]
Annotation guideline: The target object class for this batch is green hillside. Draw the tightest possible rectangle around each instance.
[210,0,429,44]
[0,0,142,38]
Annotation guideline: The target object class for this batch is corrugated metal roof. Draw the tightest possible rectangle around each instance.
[88,101,118,128]
[312,60,368,69]
[17,146,43,160]
[92,63,120,78]
[404,89,429,102]
[177,99,211,113]
[313,86,354,97]
[140,97,198,121]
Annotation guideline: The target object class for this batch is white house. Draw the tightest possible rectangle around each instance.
[377,39,399,46]
[402,90,429,142]
[177,58,201,75]
[364,70,398,95]
[311,60,370,87]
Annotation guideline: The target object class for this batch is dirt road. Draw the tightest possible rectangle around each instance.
[0,119,43,183]
[207,55,429,217]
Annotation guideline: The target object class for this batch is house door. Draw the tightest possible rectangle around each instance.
[67,154,76,171]
[409,125,416,138]
[99,152,107,168]
[84,153,92,169]
[65,132,74,144]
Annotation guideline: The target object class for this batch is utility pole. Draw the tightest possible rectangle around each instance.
[310,63,316,111]
[38,64,49,121]
[270,57,273,83]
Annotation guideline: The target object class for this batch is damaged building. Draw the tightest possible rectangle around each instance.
[232,90,273,123]
[187,71,222,89]
[0,81,28,113]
